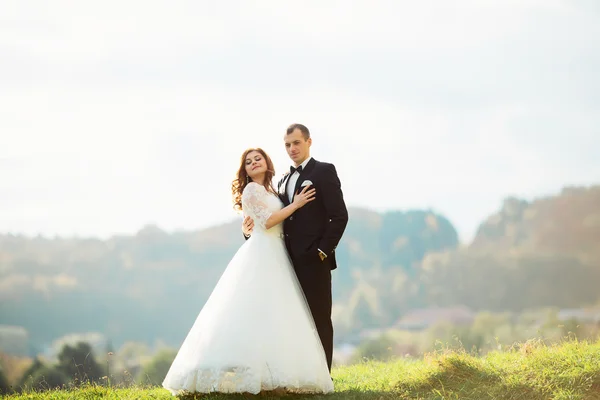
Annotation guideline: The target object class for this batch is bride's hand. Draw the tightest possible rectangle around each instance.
[242,215,254,236]
[293,185,316,209]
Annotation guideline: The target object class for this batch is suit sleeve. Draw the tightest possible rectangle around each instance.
[318,163,348,256]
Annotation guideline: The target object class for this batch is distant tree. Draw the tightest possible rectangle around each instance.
[21,365,68,392]
[352,295,380,331]
[56,342,103,384]
[379,210,458,271]
[137,349,177,386]
[17,357,44,389]
[0,366,10,394]
[351,334,397,363]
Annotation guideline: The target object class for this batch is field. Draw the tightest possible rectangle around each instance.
[6,338,600,399]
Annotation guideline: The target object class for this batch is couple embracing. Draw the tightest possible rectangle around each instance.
[162,123,349,395]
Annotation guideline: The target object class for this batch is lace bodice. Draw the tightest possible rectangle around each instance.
[242,182,284,236]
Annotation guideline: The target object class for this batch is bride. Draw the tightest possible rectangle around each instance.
[162,148,334,395]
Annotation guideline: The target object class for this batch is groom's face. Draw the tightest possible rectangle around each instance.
[284,129,311,165]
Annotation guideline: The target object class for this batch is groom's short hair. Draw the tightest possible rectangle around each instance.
[286,123,310,140]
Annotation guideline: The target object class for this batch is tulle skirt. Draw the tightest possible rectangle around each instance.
[162,230,333,395]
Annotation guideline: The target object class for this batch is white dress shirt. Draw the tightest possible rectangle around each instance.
[286,156,312,203]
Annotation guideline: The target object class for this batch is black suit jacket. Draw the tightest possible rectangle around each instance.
[277,158,348,270]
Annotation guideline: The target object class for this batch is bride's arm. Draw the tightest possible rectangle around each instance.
[265,185,315,229]
[243,183,315,230]
[264,203,298,230]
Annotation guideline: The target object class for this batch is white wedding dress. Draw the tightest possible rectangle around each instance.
[162,182,333,395]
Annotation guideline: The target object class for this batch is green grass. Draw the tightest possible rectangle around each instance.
[6,338,600,399]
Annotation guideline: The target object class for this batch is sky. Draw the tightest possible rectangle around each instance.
[1,0,599,243]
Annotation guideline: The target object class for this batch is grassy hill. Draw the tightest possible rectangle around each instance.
[5,338,600,399]
[0,206,459,350]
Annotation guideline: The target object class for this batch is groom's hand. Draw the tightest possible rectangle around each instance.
[242,216,254,237]
[318,249,327,261]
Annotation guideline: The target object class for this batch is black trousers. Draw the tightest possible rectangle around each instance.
[292,256,333,372]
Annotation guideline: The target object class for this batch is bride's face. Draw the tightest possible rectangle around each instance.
[245,151,267,179]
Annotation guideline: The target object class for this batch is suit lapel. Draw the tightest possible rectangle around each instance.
[280,173,291,206]
[292,158,317,200]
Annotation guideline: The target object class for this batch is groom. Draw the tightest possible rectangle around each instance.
[243,123,348,371]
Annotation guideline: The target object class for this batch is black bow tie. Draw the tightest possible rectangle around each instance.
[290,165,303,174]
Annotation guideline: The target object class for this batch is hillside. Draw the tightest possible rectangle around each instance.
[416,185,600,312]
[0,207,458,351]
[473,185,600,257]
[1,185,599,355]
